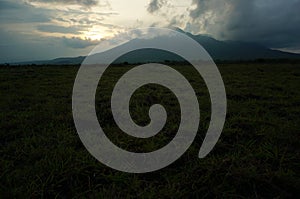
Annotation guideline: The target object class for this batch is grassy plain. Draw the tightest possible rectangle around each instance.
[1,63,300,198]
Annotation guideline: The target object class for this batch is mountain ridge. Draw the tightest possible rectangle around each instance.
[12,31,300,65]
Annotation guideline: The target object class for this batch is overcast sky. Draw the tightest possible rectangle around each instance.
[0,0,299,62]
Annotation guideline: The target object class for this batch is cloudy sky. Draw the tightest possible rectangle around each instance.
[0,0,299,62]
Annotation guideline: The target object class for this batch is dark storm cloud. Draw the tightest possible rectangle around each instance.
[147,0,165,13]
[187,0,300,49]
[28,0,98,7]
[0,0,51,23]
[0,0,23,10]
[227,0,300,49]
[37,25,82,34]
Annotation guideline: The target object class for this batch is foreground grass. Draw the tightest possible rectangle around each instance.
[0,63,300,198]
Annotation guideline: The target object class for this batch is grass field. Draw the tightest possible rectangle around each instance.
[1,63,300,198]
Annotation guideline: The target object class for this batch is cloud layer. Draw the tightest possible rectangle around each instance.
[146,0,300,50]
[147,0,165,13]
[28,0,98,7]
[187,0,300,49]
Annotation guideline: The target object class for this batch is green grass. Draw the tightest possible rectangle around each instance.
[0,63,300,198]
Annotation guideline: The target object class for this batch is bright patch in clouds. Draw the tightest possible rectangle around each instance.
[20,0,191,41]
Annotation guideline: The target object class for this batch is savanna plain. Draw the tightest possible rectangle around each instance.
[1,62,300,198]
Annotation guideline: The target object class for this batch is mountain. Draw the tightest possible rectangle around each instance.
[15,56,85,65]
[189,33,300,60]
[13,31,300,65]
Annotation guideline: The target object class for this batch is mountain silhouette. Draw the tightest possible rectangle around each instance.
[15,31,300,65]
